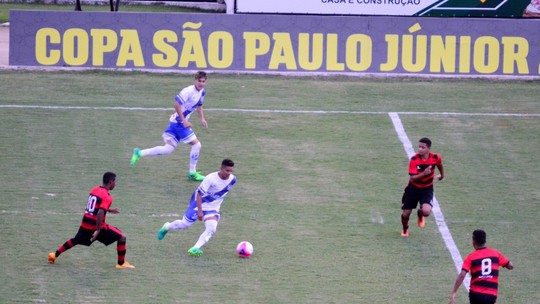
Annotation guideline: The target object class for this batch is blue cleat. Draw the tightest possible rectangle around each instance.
[157,222,170,240]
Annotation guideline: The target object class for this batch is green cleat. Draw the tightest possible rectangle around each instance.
[157,222,170,240]
[188,247,204,256]
[131,148,141,166]
[188,171,205,181]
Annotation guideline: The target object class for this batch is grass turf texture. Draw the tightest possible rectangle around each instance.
[0,71,539,303]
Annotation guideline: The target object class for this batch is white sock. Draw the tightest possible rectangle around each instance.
[167,218,192,230]
[141,145,174,157]
[193,220,217,249]
[189,142,202,172]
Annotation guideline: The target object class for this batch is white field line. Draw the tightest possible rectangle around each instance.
[1,104,540,117]
[388,112,471,292]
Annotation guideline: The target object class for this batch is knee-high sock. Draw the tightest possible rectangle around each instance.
[189,142,202,172]
[141,145,175,157]
[55,238,77,257]
[193,220,217,249]
[168,218,192,230]
[117,238,126,265]
[401,214,409,230]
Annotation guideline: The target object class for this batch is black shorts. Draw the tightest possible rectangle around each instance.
[74,224,123,246]
[401,184,433,210]
[469,292,497,304]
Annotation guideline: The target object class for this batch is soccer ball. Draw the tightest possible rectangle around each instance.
[236,241,253,258]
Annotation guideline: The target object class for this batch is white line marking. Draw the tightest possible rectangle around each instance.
[388,112,470,291]
[1,105,539,117]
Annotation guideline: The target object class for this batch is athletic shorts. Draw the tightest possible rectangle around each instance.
[469,292,497,304]
[401,183,433,210]
[163,122,197,146]
[74,224,123,246]
[183,205,220,223]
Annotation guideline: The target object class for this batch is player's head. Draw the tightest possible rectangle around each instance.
[222,159,234,167]
[194,71,207,80]
[103,172,117,190]
[419,137,432,148]
[418,137,432,155]
[193,71,207,91]
[472,229,487,247]
[219,159,235,179]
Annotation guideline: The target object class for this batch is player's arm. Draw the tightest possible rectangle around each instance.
[174,102,191,128]
[504,260,514,270]
[90,208,106,241]
[449,269,467,304]
[436,162,445,181]
[196,105,207,128]
[410,170,431,181]
[409,159,432,182]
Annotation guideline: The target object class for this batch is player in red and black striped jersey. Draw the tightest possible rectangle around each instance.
[47,172,135,269]
[450,229,514,304]
[400,137,444,237]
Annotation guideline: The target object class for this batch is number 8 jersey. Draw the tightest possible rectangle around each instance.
[462,247,511,297]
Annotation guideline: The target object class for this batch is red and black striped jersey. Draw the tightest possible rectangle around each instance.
[408,153,442,188]
[462,247,510,297]
[80,186,113,230]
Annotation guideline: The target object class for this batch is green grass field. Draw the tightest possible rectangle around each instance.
[0,71,539,303]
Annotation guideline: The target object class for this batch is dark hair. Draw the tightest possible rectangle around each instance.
[222,159,234,167]
[419,137,432,148]
[472,229,487,246]
[103,172,116,185]
[194,71,207,80]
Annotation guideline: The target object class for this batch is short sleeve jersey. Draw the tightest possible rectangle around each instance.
[172,84,205,124]
[408,153,442,188]
[195,172,236,212]
[80,186,113,230]
[462,247,510,297]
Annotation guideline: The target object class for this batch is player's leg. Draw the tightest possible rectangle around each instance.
[99,225,134,269]
[401,185,418,236]
[140,133,177,156]
[158,197,197,240]
[158,217,195,240]
[49,238,77,264]
[48,227,91,264]
[400,209,412,237]
[417,186,434,228]
[131,129,178,166]
[193,215,219,249]
[187,139,205,181]
[189,213,220,256]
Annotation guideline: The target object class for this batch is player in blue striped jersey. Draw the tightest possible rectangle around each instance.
[157,159,237,256]
[131,71,208,181]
